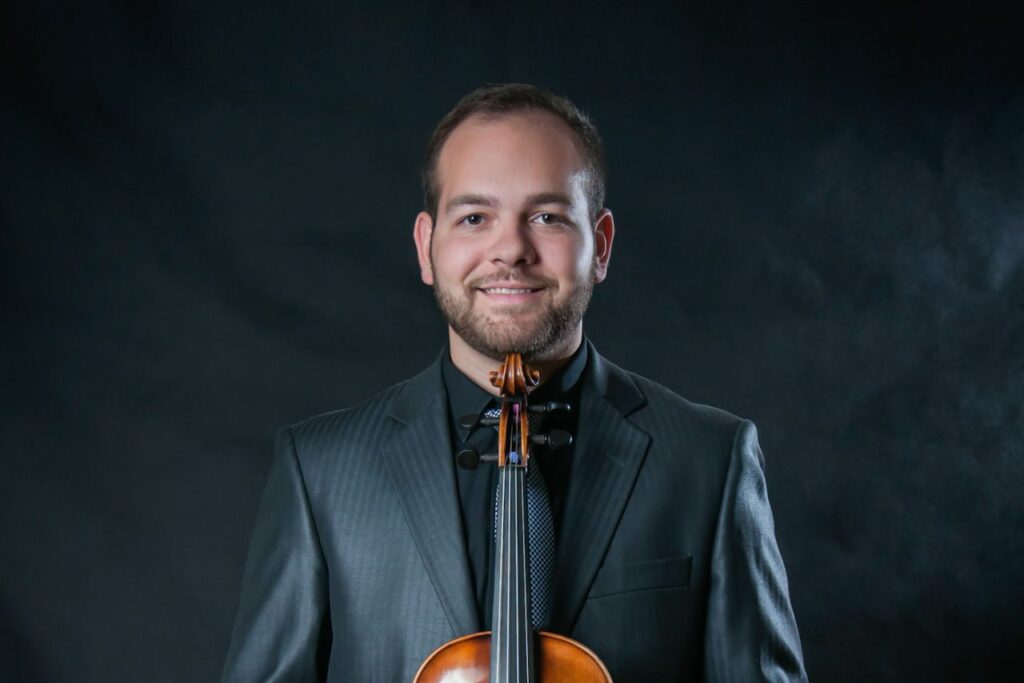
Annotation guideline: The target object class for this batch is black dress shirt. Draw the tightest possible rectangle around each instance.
[441,341,588,627]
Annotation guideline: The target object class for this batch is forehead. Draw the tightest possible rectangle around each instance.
[436,111,588,202]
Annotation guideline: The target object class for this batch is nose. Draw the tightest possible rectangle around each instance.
[487,217,536,267]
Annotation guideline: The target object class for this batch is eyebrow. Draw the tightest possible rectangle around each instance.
[444,194,496,215]
[444,192,575,216]
[525,192,574,208]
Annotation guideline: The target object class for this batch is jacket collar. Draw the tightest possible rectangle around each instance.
[379,352,479,635]
[380,341,651,636]
[550,340,650,632]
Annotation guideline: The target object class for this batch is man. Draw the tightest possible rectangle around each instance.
[222,84,807,681]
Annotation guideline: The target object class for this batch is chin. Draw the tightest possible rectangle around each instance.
[479,325,575,361]
[481,329,544,354]
[437,283,584,360]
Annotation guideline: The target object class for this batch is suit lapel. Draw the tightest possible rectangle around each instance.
[551,344,650,633]
[379,357,478,636]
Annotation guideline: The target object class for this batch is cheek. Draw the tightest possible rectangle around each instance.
[576,248,594,274]
[562,238,595,279]
[432,240,478,283]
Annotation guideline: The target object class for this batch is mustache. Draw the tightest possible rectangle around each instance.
[468,271,555,289]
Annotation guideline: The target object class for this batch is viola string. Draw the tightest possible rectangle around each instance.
[512,402,518,681]
[493,397,536,682]
[495,420,506,682]
[520,466,528,680]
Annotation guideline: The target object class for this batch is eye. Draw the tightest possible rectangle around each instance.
[535,213,565,225]
[458,213,485,226]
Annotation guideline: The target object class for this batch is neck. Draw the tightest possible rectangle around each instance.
[448,328,583,395]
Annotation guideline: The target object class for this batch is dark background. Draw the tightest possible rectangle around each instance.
[2,1,1022,681]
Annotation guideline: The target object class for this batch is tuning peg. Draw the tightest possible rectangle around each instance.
[529,401,572,415]
[458,413,501,431]
[456,449,499,470]
[528,429,573,451]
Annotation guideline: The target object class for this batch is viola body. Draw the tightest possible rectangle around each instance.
[414,630,612,682]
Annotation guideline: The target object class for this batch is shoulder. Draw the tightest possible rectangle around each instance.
[282,361,439,459]
[288,382,401,441]
[598,351,747,433]
[597,357,763,503]
[628,368,744,429]
[596,352,752,463]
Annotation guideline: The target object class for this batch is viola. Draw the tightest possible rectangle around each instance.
[414,353,612,682]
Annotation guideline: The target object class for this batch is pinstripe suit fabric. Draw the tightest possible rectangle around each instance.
[222,342,807,681]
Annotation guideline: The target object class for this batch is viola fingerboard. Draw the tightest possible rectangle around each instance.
[489,464,535,682]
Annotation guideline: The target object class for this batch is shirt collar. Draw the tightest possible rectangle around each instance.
[441,338,590,443]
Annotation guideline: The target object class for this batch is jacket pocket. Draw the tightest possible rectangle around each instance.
[588,555,692,598]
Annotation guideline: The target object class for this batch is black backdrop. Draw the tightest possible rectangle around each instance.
[2,1,1022,681]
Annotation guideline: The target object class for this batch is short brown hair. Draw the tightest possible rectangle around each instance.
[421,83,607,222]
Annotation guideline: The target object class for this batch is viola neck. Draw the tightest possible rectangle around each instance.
[489,462,535,683]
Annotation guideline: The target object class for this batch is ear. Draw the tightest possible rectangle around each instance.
[591,208,615,283]
[413,211,435,285]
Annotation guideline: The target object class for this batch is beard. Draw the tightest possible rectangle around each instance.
[432,266,595,361]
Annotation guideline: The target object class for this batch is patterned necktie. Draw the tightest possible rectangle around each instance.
[483,404,556,630]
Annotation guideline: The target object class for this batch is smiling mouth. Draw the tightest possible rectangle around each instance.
[479,287,544,295]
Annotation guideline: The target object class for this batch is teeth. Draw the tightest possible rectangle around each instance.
[484,288,535,294]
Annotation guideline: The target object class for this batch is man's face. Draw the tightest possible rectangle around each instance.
[414,111,614,361]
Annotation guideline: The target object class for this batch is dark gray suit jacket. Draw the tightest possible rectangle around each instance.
[222,343,807,681]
